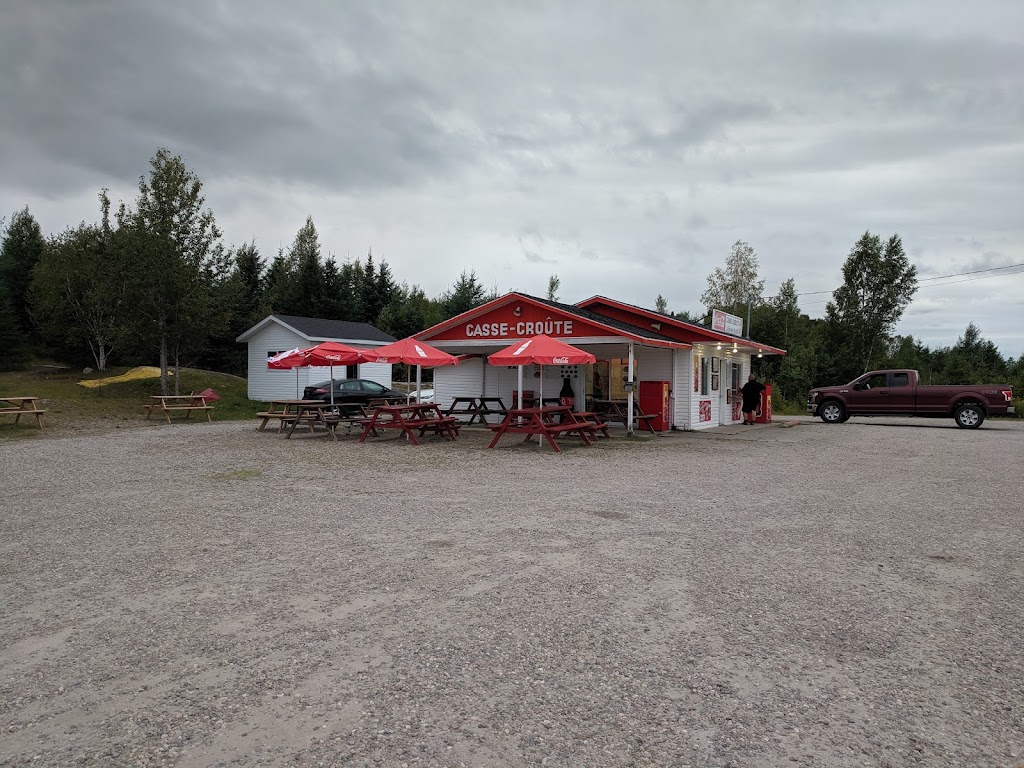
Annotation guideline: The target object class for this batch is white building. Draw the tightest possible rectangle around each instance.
[415,293,786,431]
[236,314,395,401]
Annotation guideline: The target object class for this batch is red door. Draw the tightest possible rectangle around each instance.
[638,381,670,431]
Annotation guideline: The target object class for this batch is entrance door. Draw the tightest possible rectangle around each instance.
[720,361,742,423]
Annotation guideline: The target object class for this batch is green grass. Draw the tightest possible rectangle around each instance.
[0,365,263,436]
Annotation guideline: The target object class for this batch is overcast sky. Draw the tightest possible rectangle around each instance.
[3,1,1022,356]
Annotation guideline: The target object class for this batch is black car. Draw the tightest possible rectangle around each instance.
[302,378,407,406]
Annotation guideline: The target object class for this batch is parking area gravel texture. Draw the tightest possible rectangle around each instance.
[1,416,1022,767]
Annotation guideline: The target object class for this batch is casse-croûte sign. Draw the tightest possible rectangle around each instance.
[465,319,574,338]
[711,309,743,337]
[427,301,617,342]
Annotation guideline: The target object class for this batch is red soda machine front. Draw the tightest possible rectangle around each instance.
[638,380,671,431]
[754,384,773,424]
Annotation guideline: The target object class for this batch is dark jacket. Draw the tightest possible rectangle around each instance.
[740,380,766,410]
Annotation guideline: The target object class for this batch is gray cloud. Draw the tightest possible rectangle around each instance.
[2,0,1023,355]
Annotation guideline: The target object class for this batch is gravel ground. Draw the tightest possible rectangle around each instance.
[1,416,1022,767]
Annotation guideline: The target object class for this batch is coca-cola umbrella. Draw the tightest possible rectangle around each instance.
[488,334,595,416]
[267,347,308,398]
[364,337,460,403]
[268,342,373,404]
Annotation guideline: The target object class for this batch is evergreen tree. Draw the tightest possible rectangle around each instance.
[0,207,46,337]
[0,281,27,369]
[442,270,487,318]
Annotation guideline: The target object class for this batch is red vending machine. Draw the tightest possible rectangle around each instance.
[754,384,773,424]
[638,381,671,431]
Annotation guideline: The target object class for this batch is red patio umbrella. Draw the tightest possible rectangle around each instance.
[365,337,460,403]
[489,335,595,416]
[267,347,309,398]
[267,342,373,404]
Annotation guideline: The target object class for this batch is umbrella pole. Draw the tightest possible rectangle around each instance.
[407,365,412,403]
[517,365,523,409]
[330,364,335,405]
[416,365,422,404]
[295,368,299,399]
[538,365,544,446]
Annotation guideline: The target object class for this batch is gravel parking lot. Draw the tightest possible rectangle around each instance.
[1,416,1022,767]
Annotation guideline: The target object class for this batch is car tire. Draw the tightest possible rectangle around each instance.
[953,402,984,429]
[819,400,846,424]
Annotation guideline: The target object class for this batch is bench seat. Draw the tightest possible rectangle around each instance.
[0,408,46,427]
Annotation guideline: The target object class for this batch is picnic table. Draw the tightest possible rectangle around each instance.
[283,402,374,441]
[256,399,325,432]
[444,396,509,425]
[590,398,658,432]
[0,396,46,428]
[359,403,459,446]
[487,405,606,452]
[145,394,214,425]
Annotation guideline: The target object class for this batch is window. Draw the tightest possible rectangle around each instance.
[890,372,910,387]
[363,381,386,394]
[345,364,358,379]
[860,373,887,390]
[700,357,710,395]
[341,380,362,392]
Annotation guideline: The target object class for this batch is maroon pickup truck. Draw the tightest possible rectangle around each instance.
[808,369,1014,429]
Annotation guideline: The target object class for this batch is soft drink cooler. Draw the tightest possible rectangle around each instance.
[638,381,671,431]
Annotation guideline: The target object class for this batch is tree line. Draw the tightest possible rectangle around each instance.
[0,149,495,390]
[673,237,1024,408]
[2,148,1021,404]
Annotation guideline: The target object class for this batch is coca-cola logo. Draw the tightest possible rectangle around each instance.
[552,357,569,364]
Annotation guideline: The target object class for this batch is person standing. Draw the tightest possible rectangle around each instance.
[740,374,766,425]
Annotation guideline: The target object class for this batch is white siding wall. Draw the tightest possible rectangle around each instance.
[434,358,485,412]
[246,326,310,400]
[243,324,393,401]
[673,349,692,429]
[683,351,752,429]
[632,345,674,426]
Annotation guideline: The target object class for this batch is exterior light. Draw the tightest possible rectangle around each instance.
[716,343,722,350]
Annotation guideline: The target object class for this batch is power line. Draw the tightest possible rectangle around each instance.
[794,268,1024,308]
[770,262,1024,301]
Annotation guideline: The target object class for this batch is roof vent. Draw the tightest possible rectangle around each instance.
[651,322,662,331]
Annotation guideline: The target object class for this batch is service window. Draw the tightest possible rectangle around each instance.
[889,372,910,387]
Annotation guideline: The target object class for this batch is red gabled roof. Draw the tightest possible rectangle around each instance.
[416,292,688,348]
[576,295,787,355]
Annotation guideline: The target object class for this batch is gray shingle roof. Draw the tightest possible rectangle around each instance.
[272,314,396,343]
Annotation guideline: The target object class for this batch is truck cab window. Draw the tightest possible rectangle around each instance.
[890,373,910,387]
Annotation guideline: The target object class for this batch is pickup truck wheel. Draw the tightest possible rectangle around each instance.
[819,401,846,424]
[954,403,984,429]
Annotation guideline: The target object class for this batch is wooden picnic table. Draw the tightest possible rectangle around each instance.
[256,399,325,432]
[359,403,459,446]
[0,396,46,428]
[145,394,213,425]
[444,396,509,425]
[590,398,658,432]
[487,405,605,452]
[283,402,374,441]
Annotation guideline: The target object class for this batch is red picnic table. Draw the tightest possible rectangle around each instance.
[359,403,460,446]
[486,405,606,452]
